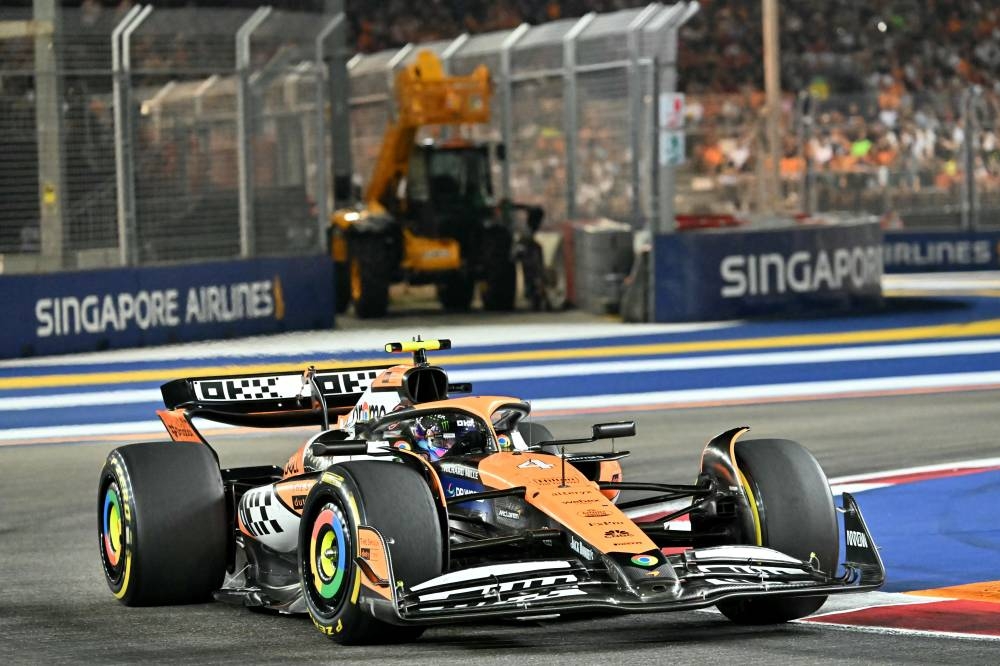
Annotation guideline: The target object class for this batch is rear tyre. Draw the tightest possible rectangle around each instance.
[300,461,443,645]
[437,271,474,311]
[716,438,838,624]
[97,442,227,606]
[349,237,390,318]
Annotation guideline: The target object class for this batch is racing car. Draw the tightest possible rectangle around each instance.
[97,338,884,644]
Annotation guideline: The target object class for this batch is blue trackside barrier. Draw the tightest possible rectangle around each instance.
[654,221,884,322]
[882,230,1000,273]
[0,255,333,358]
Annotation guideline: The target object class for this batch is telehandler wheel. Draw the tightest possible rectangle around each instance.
[334,261,350,314]
[437,271,474,311]
[349,238,390,318]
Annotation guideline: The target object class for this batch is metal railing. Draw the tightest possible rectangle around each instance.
[1,4,345,272]
[343,2,698,231]
[677,86,1000,230]
[1,3,700,274]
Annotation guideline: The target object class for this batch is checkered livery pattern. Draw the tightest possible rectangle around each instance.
[229,377,281,400]
[239,489,284,537]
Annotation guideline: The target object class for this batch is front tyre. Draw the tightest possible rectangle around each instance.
[716,438,839,624]
[299,461,443,644]
[97,442,227,606]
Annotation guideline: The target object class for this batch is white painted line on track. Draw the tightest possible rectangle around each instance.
[0,388,162,410]
[798,620,1000,642]
[527,370,1000,412]
[7,339,1000,411]
[0,419,171,441]
[0,321,737,368]
[5,371,1000,442]
[450,339,1000,381]
[828,456,1000,485]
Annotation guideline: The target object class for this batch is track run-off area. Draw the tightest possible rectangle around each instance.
[1,273,999,664]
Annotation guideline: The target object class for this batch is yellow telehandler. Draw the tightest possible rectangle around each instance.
[331,50,529,318]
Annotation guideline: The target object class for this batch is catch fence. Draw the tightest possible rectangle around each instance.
[0,4,344,272]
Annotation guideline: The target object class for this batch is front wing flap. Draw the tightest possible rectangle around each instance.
[357,492,884,625]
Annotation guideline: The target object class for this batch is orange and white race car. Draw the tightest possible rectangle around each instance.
[97,339,883,644]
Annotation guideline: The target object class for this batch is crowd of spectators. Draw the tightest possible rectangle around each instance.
[679,0,1000,215]
[343,0,1000,219]
[3,0,999,235]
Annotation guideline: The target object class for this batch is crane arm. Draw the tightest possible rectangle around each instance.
[364,50,493,205]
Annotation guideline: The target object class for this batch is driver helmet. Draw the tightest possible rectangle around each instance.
[410,414,484,461]
[411,416,448,461]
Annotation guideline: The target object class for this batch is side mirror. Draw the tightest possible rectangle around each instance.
[311,440,369,457]
[311,429,368,456]
[592,421,636,440]
[495,142,506,162]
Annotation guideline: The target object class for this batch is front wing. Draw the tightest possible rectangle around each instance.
[355,493,884,625]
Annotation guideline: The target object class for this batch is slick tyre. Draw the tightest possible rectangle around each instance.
[97,442,227,606]
[716,438,839,624]
[299,461,443,645]
[349,237,390,318]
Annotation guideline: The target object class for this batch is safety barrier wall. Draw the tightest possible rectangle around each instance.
[0,255,333,358]
[653,220,883,322]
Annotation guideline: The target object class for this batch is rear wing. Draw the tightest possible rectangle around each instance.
[157,338,462,438]
[159,364,396,431]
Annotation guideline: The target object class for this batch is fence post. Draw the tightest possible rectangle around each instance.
[32,0,66,271]
[499,23,530,202]
[647,2,698,321]
[112,4,150,266]
[627,4,661,229]
[316,13,344,250]
[236,7,272,259]
[960,86,983,232]
[562,13,595,222]
[441,33,468,74]
[797,90,814,215]
[385,43,414,119]
[439,33,468,141]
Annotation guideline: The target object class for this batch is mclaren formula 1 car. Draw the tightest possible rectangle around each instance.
[98,339,884,644]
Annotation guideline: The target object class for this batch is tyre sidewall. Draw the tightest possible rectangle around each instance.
[737,439,838,573]
[298,472,369,642]
[717,438,838,623]
[98,451,138,603]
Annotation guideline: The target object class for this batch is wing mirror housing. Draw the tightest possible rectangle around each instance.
[592,421,636,440]
[310,429,369,456]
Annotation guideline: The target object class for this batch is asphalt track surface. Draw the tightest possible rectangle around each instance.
[3,391,999,664]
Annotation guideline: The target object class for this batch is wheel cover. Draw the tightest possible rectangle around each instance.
[100,481,126,581]
[308,503,350,607]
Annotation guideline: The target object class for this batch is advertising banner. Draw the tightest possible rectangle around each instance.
[0,255,333,358]
[882,230,1000,273]
[654,222,883,321]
